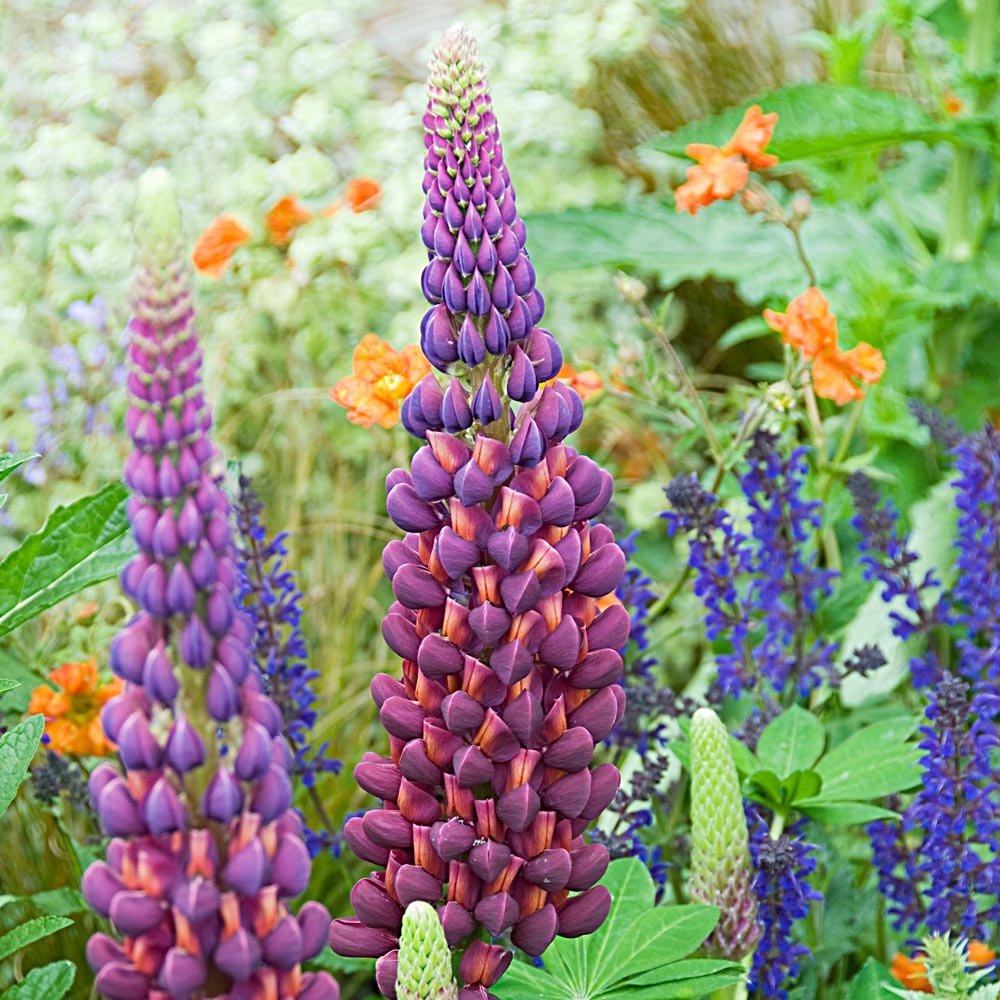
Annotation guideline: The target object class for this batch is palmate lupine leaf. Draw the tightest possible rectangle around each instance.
[494,858,742,1000]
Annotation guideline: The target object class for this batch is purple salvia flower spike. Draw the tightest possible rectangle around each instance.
[331,27,624,1000]
[81,168,339,1000]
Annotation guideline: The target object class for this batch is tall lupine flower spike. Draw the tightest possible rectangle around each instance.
[688,708,760,960]
[331,25,626,1000]
[81,168,337,1000]
[394,902,459,1000]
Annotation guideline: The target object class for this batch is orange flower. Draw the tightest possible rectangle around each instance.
[265,195,312,247]
[944,91,963,116]
[764,288,885,406]
[675,144,750,215]
[763,287,838,357]
[28,659,123,757]
[192,215,251,278]
[555,363,604,401]
[724,105,779,169]
[891,953,932,993]
[322,177,382,218]
[968,941,996,965]
[330,334,431,429]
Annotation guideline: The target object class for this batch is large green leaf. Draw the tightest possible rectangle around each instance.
[756,706,826,778]
[815,718,921,801]
[796,800,900,824]
[0,961,75,1000]
[624,973,747,1000]
[646,83,988,161]
[0,715,43,818]
[624,958,742,987]
[0,482,134,640]
[846,957,895,1000]
[0,916,73,962]
[523,201,894,307]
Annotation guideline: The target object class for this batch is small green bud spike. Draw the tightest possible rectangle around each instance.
[688,707,761,960]
[427,24,489,140]
[921,935,998,1000]
[132,167,192,328]
[396,901,459,1000]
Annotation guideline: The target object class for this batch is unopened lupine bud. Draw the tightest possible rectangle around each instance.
[395,902,459,1000]
[331,25,625,1000]
[688,708,761,960]
[81,168,338,1000]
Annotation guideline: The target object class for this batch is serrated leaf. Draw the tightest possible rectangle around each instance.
[756,706,826,777]
[0,454,38,486]
[0,888,88,917]
[0,715,43,817]
[815,719,921,800]
[646,84,986,161]
[0,960,75,1000]
[0,482,134,640]
[0,916,73,961]
[796,800,900,824]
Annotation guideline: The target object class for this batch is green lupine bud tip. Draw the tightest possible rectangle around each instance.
[688,707,761,961]
[396,901,458,1000]
[135,167,183,262]
[428,23,488,125]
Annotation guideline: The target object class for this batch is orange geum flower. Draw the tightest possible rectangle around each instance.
[763,287,838,358]
[191,214,251,278]
[330,333,431,429]
[555,363,604,401]
[765,288,884,405]
[675,144,750,215]
[28,659,124,757]
[724,105,779,169]
[891,953,932,993]
[968,941,996,965]
[264,194,312,247]
[322,177,382,218]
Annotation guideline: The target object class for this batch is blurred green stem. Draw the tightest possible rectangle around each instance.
[941,0,998,262]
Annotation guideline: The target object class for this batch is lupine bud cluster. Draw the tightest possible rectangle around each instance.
[687,708,760,960]
[330,25,626,1000]
[81,169,337,1000]
[395,902,458,1000]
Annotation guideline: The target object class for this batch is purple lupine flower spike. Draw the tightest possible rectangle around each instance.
[81,168,338,1000]
[331,26,625,1000]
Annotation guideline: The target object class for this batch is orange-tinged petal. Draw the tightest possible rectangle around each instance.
[98,677,126,705]
[675,149,749,215]
[29,685,71,718]
[839,341,885,385]
[764,287,838,357]
[192,215,251,277]
[265,195,312,247]
[50,659,99,695]
[724,105,779,169]
[969,941,996,965]
[400,344,432,384]
[332,335,428,429]
[890,954,932,993]
[685,143,724,164]
[944,92,963,116]
[556,364,603,401]
[320,201,343,219]
[812,350,865,406]
[352,333,401,381]
[344,177,381,213]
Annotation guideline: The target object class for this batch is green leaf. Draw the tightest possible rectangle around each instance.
[782,768,823,804]
[493,963,573,1000]
[0,889,88,918]
[625,958,743,986]
[717,317,773,350]
[623,972,746,1000]
[0,653,40,714]
[0,454,38,485]
[0,961,75,1000]
[847,957,895,1000]
[0,482,134,640]
[756,707,826,777]
[0,679,18,696]
[746,770,785,809]
[0,916,73,961]
[0,715,43,817]
[816,719,922,800]
[728,737,761,777]
[646,84,986,161]
[796,800,900,824]
[597,905,720,992]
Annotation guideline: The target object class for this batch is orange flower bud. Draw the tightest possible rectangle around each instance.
[191,215,251,278]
